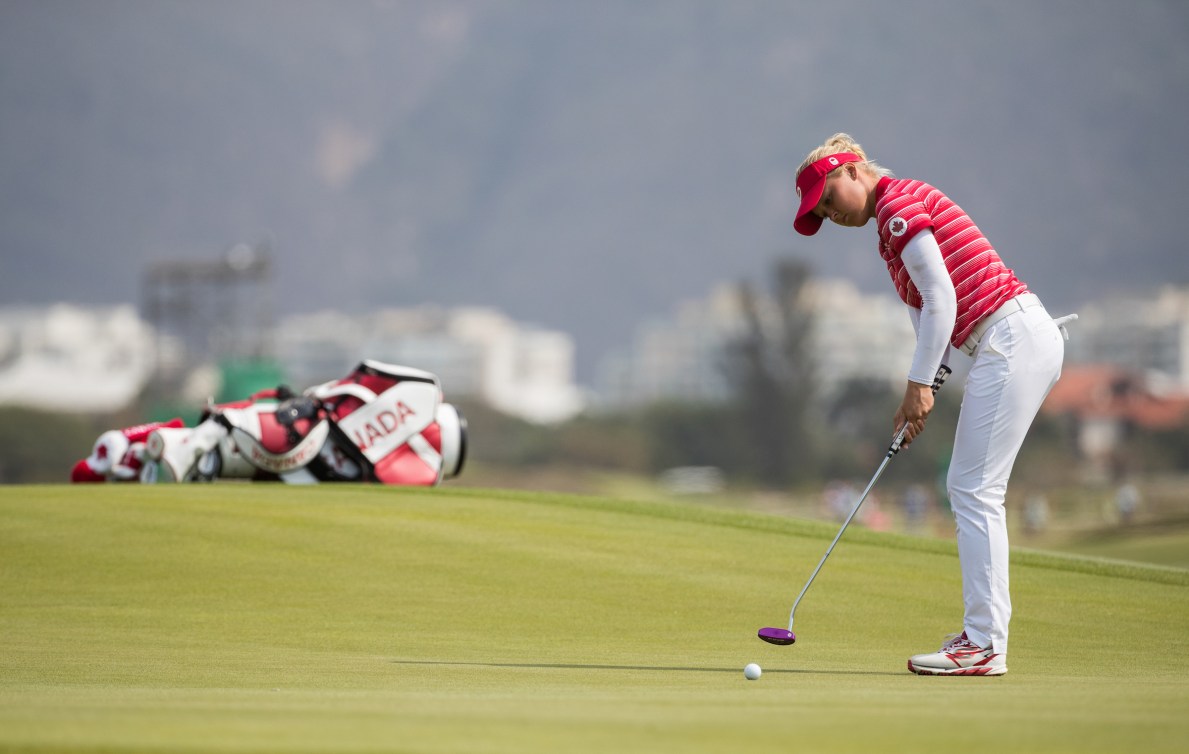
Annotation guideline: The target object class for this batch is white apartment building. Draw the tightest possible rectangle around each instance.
[0,304,156,412]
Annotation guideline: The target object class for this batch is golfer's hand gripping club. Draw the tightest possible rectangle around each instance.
[771,364,951,638]
[888,364,952,455]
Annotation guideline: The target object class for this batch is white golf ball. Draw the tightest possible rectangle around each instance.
[744,663,762,680]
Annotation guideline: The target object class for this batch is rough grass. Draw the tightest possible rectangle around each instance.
[1,484,1186,753]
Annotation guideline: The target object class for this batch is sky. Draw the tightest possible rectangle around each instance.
[1,0,1187,382]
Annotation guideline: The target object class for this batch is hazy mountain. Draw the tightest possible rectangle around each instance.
[2,0,1187,381]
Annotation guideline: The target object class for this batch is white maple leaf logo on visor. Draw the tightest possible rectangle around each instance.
[828,157,839,166]
[889,217,908,237]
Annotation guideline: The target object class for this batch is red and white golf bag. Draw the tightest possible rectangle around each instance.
[75,361,466,487]
[310,360,466,486]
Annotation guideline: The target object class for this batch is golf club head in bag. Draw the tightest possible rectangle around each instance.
[220,394,333,480]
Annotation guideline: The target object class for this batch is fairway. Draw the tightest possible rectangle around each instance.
[1,485,1186,753]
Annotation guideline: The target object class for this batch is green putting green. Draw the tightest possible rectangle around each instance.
[1,485,1186,753]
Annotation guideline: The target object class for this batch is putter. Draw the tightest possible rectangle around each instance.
[758,364,952,646]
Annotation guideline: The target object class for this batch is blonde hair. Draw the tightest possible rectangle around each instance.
[797,132,892,180]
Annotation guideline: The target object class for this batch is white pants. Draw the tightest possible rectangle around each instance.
[948,301,1064,656]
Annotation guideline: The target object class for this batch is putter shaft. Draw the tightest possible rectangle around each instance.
[784,427,904,632]
[783,364,951,633]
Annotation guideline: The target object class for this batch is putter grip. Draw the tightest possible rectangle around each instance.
[931,364,952,393]
[889,364,951,455]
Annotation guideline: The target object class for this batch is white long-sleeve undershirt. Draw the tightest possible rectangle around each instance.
[902,229,956,385]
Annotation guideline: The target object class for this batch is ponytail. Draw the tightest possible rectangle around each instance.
[797,133,891,179]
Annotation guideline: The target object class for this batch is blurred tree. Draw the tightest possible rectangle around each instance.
[0,408,105,483]
[639,401,747,474]
[721,259,816,487]
[448,398,557,467]
[553,413,653,473]
[1133,421,1189,474]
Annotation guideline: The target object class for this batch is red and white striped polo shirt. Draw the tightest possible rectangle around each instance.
[874,176,1028,349]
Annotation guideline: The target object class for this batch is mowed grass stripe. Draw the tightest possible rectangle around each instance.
[0,484,1186,754]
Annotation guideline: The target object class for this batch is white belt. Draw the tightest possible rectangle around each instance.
[959,293,1043,356]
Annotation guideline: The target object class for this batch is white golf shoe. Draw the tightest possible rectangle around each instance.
[907,631,1007,676]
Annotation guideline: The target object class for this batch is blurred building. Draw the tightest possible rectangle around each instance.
[1041,365,1189,480]
[596,284,748,407]
[804,279,918,394]
[143,243,274,384]
[1037,285,1189,481]
[0,304,155,412]
[0,302,584,423]
[1066,285,1189,391]
[595,278,916,409]
[276,306,585,424]
[8,284,1187,425]
[597,282,1189,412]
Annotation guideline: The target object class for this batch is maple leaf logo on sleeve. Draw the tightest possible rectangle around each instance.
[889,217,908,237]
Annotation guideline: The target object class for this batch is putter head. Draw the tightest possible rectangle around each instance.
[757,627,796,646]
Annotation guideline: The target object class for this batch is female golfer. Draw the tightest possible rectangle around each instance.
[793,133,1065,675]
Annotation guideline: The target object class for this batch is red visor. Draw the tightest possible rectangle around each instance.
[793,152,863,236]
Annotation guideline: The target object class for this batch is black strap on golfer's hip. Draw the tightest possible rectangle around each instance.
[888,364,951,456]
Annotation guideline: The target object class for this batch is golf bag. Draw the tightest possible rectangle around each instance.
[74,360,467,487]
